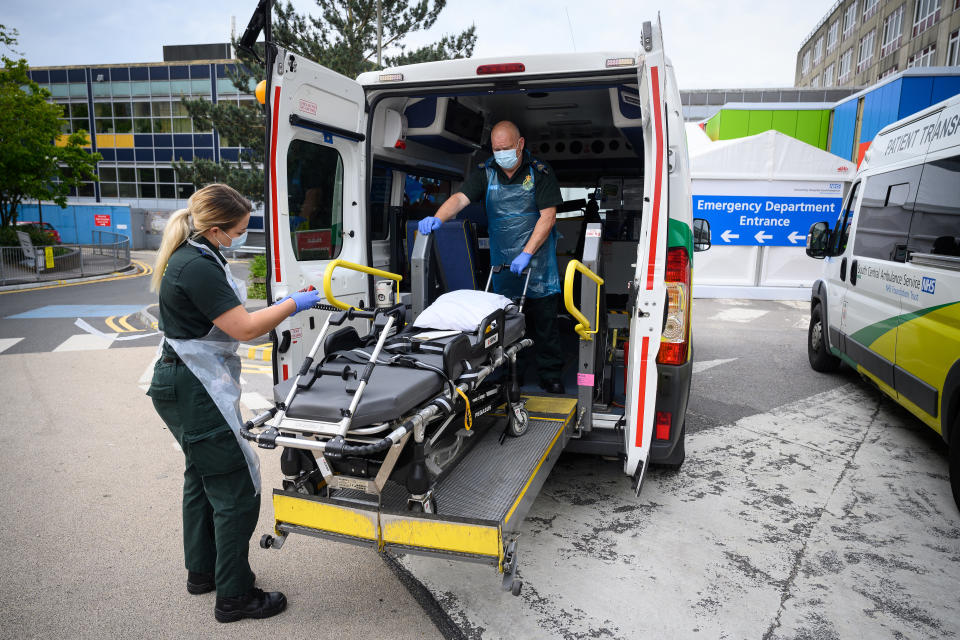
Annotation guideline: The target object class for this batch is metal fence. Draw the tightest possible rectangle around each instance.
[0,230,132,286]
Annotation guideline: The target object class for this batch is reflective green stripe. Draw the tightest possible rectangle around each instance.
[850,301,958,348]
[668,218,693,256]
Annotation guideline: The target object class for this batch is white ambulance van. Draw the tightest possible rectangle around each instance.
[805,94,960,509]
[244,13,710,587]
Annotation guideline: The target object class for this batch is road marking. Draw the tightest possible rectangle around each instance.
[118,314,138,332]
[8,304,148,319]
[712,308,769,323]
[0,337,24,354]
[53,332,117,352]
[242,342,274,361]
[74,318,158,342]
[0,259,152,295]
[692,358,737,374]
[105,315,123,333]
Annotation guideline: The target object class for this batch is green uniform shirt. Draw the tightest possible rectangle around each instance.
[459,152,563,210]
[159,237,241,347]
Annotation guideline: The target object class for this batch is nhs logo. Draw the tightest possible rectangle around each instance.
[921,277,936,294]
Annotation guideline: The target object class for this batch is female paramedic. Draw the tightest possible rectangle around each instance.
[147,183,321,623]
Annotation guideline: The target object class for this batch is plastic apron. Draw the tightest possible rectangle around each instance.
[485,159,560,299]
[161,239,261,495]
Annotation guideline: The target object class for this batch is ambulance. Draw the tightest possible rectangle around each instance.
[806,94,960,510]
[241,5,710,588]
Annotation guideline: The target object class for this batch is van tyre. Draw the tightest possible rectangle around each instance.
[951,415,960,512]
[808,305,841,373]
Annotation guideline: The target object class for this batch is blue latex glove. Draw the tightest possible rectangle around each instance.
[510,251,532,276]
[418,216,442,235]
[280,289,322,315]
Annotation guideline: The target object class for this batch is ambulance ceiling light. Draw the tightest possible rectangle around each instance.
[476,63,525,75]
[605,57,636,68]
[379,73,404,82]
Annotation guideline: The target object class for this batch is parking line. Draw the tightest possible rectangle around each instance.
[105,315,123,333]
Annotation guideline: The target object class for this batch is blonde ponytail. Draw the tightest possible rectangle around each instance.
[151,208,192,292]
[150,183,252,293]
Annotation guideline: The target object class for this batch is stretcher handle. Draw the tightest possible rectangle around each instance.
[323,259,402,311]
[485,264,533,313]
[563,259,604,341]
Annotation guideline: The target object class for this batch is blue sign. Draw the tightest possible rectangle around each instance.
[693,195,843,246]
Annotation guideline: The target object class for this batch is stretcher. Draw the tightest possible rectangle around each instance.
[240,260,573,594]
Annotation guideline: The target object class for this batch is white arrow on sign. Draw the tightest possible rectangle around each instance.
[788,231,806,244]
[721,229,740,243]
[755,230,773,243]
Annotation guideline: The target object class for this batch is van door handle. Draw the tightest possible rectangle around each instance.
[850,260,858,286]
[840,257,847,281]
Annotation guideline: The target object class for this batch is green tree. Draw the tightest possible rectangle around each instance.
[0,51,101,229]
[174,0,476,203]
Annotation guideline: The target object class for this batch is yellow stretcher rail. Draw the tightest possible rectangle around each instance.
[322,259,403,311]
[564,260,604,341]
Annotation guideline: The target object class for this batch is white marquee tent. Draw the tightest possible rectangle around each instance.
[689,129,857,299]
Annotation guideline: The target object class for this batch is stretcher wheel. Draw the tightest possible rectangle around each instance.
[506,406,529,437]
[511,580,523,597]
[260,534,274,549]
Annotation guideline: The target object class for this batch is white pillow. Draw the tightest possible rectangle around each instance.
[413,289,513,332]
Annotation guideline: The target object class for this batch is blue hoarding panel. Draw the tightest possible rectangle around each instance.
[931,76,960,105]
[831,100,858,159]
[17,204,132,244]
[693,195,843,246]
[899,77,933,119]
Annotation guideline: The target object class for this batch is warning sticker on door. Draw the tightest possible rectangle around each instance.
[585,228,602,238]
[298,99,318,115]
[577,373,594,386]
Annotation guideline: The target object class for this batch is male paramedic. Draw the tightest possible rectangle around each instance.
[418,120,565,393]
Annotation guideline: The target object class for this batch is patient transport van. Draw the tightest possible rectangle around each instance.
[244,5,709,589]
[805,94,960,509]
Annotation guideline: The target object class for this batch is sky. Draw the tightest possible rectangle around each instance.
[3,0,833,89]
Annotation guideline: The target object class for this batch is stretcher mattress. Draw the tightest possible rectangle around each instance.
[274,312,525,426]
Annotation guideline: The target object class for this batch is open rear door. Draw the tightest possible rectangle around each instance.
[267,49,368,382]
[623,20,670,491]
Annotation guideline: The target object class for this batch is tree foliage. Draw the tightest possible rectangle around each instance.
[175,1,476,204]
[0,49,100,228]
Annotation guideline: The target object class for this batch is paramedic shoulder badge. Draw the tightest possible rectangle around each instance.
[522,174,534,191]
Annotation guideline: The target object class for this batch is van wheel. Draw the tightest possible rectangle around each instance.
[951,416,960,512]
[808,305,841,373]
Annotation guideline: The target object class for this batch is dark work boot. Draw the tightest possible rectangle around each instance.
[214,587,287,623]
[186,571,215,595]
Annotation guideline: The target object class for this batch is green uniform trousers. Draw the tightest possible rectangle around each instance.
[518,293,565,384]
[148,359,259,598]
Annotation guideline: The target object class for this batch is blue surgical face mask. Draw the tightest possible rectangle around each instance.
[218,229,247,250]
[494,147,519,170]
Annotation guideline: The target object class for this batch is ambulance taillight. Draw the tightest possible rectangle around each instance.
[655,411,672,441]
[657,247,691,366]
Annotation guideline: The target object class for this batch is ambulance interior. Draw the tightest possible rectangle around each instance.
[289,82,654,410]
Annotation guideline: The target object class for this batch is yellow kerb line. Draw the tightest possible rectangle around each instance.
[0,259,152,295]
[118,314,138,332]
[104,316,123,333]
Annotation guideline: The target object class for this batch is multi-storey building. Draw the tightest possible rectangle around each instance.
[796,0,960,88]
[30,43,260,227]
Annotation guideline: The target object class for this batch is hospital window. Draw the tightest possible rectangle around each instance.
[948,30,959,67]
[878,65,899,79]
[801,50,811,75]
[824,63,836,87]
[857,29,876,72]
[811,74,821,88]
[862,0,878,20]
[906,154,960,258]
[880,6,904,57]
[907,44,936,68]
[827,21,839,52]
[912,0,939,36]
[843,1,858,38]
[813,37,824,64]
[853,167,921,262]
[286,139,344,261]
[839,48,853,82]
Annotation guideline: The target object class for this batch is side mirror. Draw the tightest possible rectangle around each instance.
[693,218,711,252]
[805,222,830,259]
